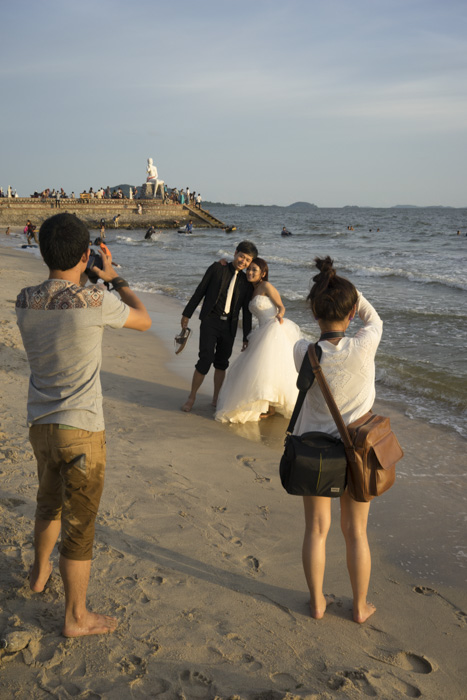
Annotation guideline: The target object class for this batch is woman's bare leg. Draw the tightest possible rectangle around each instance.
[340,490,375,623]
[302,496,332,618]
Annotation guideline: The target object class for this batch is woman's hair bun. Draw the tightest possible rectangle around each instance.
[313,256,336,282]
[307,254,357,321]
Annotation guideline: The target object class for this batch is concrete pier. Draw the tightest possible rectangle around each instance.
[0,198,226,230]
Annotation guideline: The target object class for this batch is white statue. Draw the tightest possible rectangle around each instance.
[146,157,158,182]
[146,157,164,198]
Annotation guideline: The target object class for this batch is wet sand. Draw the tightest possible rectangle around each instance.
[0,244,466,699]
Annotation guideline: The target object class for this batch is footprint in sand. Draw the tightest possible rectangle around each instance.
[242,653,263,672]
[0,450,21,463]
[180,669,214,698]
[413,585,467,624]
[380,675,422,698]
[213,523,243,547]
[413,585,437,596]
[270,671,301,691]
[331,668,422,699]
[142,677,170,695]
[102,545,124,560]
[328,669,377,696]
[118,654,147,680]
[368,649,435,674]
[244,555,261,573]
[0,497,26,507]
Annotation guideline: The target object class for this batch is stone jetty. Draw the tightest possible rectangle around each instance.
[0,198,227,230]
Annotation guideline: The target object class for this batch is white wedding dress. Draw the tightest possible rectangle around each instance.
[215,295,302,423]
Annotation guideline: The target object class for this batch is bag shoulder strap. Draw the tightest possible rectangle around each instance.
[285,343,322,435]
[307,345,353,449]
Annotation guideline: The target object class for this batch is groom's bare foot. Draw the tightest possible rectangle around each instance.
[29,561,53,593]
[62,610,118,638]
[181,397,195,412]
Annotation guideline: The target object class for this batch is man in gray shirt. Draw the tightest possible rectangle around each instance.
[16,213,151,637]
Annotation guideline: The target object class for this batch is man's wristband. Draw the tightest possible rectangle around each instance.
[111,277,130,292]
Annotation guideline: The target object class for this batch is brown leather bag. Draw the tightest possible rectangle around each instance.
[308,345,403,502]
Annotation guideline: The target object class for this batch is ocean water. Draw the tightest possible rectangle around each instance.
[4,205,467,439]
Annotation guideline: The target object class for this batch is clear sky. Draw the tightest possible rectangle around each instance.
[2,0,466,207]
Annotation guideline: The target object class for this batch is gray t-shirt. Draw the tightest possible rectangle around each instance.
[16,279,130,431]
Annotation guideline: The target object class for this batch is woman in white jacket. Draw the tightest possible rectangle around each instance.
[293,256,383,623]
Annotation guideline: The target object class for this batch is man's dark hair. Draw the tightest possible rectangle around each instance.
[236,240,258,259]
[39,213,90,271]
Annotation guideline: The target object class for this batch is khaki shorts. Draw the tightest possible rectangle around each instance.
[29,424,106,561]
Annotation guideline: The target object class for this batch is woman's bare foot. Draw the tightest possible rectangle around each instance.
[29,561,53,593]
[309,593,335,619]
[181,396,195,412]
[353,602,376,624]
[260,406,276,419]
[62,611,118,638]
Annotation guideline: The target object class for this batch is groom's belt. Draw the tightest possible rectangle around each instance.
[208,311,231,322]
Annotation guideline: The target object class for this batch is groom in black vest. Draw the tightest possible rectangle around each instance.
[181,240,258,412]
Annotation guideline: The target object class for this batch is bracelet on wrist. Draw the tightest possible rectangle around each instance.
[111,277,130,291]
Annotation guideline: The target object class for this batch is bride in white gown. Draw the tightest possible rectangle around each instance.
[215,258,301,424]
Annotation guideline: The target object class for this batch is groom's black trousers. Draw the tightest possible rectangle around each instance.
[196,316,236,375]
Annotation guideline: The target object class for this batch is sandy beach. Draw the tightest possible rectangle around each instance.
[1,243,466,699]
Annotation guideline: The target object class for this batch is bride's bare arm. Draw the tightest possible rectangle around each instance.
[263,282,285,323]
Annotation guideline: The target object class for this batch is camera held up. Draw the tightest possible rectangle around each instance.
[85,250,104,284]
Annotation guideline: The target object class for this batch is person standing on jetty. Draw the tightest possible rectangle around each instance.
[180,240,258,412]
[16,213,151,637]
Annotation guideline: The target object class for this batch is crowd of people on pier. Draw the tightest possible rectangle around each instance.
[2,183,203,208]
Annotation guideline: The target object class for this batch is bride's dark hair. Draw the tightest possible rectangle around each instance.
[307,256,357,321]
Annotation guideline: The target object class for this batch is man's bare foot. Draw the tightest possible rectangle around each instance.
[29,561,53,593]
[181,397,195,412]
[353,602,376,624]
[62,611,118,638]
[260,406,276,419]
[211,396,218,408]
[310,593,335,619]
